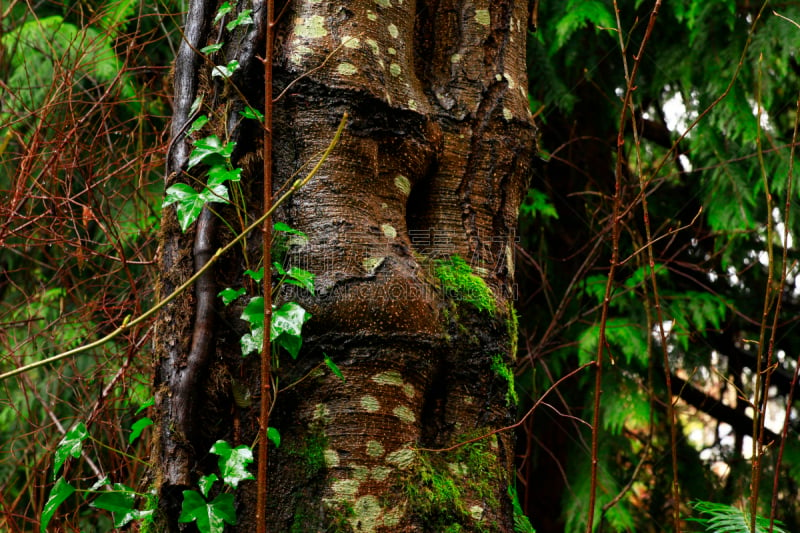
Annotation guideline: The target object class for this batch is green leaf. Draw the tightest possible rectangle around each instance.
[128,417,153,444]
[198,474,218,498]
[208,166,242,187]
[188,135,227,169]
[554,0,615,51]
[211,60,240,79]
[240,326,263,357]
[210,440,255,488]
[519,188,559,220]
[268,427,281,448]
[274,221,306,236]
[54,422,88,480]
[226,9,253,31]
[218,287,246,306]
[324,353,345,382]
[188,115,209,134]
[284,267,315,295]
[41,478,75,533]
[244,268,265,282]
[135,397,155,415]
[271,302,311,359]
[213,2,233,24]
[200,43,223,54]
[178,490,237,533]
[241,297,264,329]
[198,182,230,205]
[163,184,204,231]
[240,106,264,122]
[91,483,153,528]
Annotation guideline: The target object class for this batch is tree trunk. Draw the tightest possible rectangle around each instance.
[152,0,536,531]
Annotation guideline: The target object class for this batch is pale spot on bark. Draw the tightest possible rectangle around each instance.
[387,47,397,55]
[312,403,331,422]
[372,370,404,386]
[290,45,314,66]
[503,72,516,89]
[448,462,469,476]
[361,395,381,412]
[495,74,503,81]
[324,449,340,467]
[371,466,392,481]
[367,10,378,21]
[386,447,416,469]
[403,383,416,398]
[332,479,360,499]
[337,62,358,76]
[351,495,382,533]
[470,505,485,520]
[366,440,385,457]
[475,9,490,26]
[353,465,370,481]
[393,405,416,423]
[365,38,380,55]
[503,107,513,121]
[388,23,399,38]
[383,505,403,527]
[342,35,361,48]
[389,63,402,77]
[374,0,392,7]
[408,99,417,111]
[294,15,327,38]
[381,224,397,239]
[362,256,385,273]
[450,53,462,63]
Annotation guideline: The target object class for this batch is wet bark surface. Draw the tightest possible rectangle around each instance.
[152,0,536,531]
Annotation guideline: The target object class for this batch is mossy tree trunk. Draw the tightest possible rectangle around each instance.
[151,0,536,531]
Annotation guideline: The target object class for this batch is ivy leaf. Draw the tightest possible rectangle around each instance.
[163,184,204,231]
[218,287,246,306]
[200,43,223,54]
[188,114,209,134]
[324,353,345,382]
[188,135,227,169]
[198,182,230,205]
[226,9,253,31]
[178,490,237,533]
[91,483,153,528]
[213,2,232,24]
[198,474,218,498]
[268,427,281,448]
[274,221,306,236]
[54,422,88,480]
[128,417,153,444]
[240,297,264,329]
[284,266,315,295]
[271,302,311,359]
[135,397,155,415]
[208,165,242,187]
[211,60,240,79]
[244,268,264,282]
[41,478,75,533]
[240,106,264,122]
[240,326,263,357]
[210,440,255,488]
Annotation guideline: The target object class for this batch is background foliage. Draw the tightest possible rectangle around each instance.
[0,0,799,531]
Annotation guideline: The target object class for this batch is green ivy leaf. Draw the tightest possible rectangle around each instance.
[163,184,204,231]
[324,353,345,382]
[178,490,237,533]
[268,427,281,448]
[211,60,240,79]
[41,478,75,533]
[274,221,306,236]
[213,2,233,24]
[128,417,153,444]
[240,326,263,357]
[135,397,155,415]
[188,115,209,134]
[91,483,153,528]
[284,266,315,295]
[218,287,246,306]
[198,182,230,205]
[188,135,227,169]
[226,9,253,31]
[210,440,255,488]
[244,268,264,282]
[198,474,218,498]
[271,302,311,359]
[208,166,242,187]
[200,43,223,54]
[240,106,264,122]
[54,422,88,480]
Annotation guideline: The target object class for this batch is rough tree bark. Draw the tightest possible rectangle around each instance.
[152,0,536,531]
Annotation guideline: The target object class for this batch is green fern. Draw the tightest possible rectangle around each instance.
[687,500,789,533]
